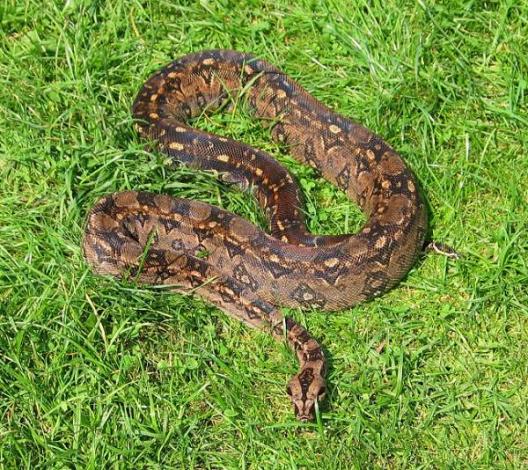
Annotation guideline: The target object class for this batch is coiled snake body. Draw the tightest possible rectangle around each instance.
[84,50,427,421]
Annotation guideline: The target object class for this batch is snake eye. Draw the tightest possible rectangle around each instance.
[317,386,326,397]
[286,385,293,396]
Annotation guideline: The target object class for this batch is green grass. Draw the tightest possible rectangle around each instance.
[1,0,527,467]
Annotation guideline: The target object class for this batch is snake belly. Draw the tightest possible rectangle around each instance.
[83,50,427,421]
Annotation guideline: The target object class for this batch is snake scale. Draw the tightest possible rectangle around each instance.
[83,50,427,421]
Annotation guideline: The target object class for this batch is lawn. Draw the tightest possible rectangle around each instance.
[1,0,527,467]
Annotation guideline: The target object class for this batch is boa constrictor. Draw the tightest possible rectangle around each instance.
[84,50,427,421]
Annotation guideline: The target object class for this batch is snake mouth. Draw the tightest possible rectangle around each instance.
[297,414,313,422]
[295,408,315,422]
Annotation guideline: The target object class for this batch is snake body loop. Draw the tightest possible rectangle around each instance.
[84,50,427,420]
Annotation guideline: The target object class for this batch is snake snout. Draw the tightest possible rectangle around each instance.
[297,412,315,422]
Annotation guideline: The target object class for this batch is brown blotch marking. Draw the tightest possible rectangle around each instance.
[378,195,411,224]
[356,171,373,197]
[114,192,140,208]
[190,202,212,221]
[381,151,405,175]
[92,213,119,230]
[154,194,173,213]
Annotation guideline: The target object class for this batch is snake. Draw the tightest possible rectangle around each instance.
[83,50,428,421]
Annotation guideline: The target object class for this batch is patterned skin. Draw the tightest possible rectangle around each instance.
[84,50,427,420]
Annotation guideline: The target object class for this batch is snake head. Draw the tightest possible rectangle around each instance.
[286,367,326,421]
